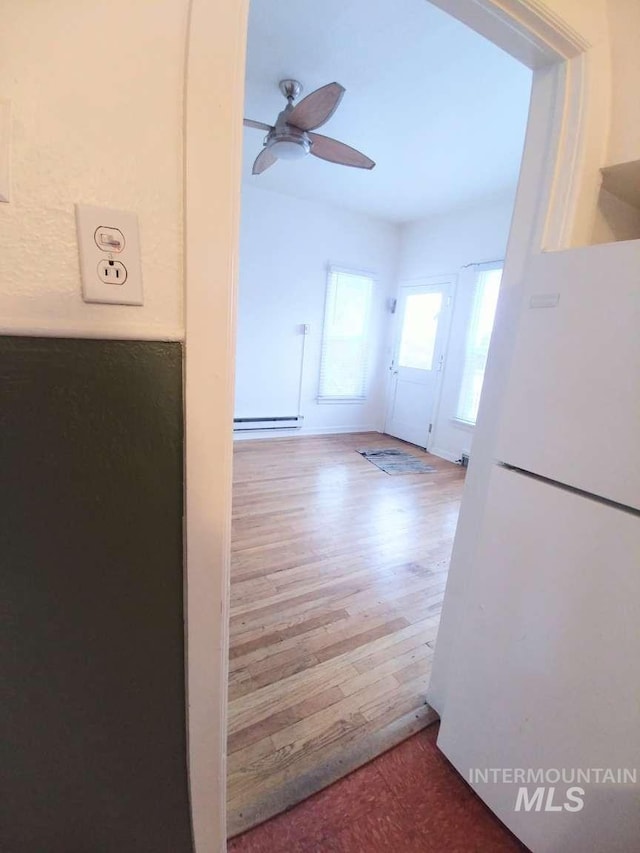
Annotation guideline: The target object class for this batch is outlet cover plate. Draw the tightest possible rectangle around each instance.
[0,100,11,203]
[75,204,144,305]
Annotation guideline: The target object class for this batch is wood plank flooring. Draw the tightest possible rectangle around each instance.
[227,432,466,837]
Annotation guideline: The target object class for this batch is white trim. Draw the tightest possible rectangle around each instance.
[394,273,457,287]
[327,262,379,281]
[425,277,458,453]
[541,47,611,249]
[184,1,248,851]
[316,397,366,405]
[496,0,591,57]
[0,320,184,341]
[450,417,476,431]
[429,0,590,68]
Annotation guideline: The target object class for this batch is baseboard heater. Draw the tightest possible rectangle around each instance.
[233,416,304,432]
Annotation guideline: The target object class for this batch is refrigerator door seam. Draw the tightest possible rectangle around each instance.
[498,462,640,517]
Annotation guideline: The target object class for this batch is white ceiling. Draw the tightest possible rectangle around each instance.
[242,0,532,223]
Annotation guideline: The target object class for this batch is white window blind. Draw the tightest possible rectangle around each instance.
[456,264,503,425]
[318,267,374,401]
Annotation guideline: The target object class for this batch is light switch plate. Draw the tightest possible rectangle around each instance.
[0,100,11,203]
[75,204,144,305]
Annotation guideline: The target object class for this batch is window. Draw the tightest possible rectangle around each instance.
[398,291,442,370]
[456,264,503,425]
[318,267,374,401]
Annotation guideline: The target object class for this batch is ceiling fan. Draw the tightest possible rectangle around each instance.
[244,80,375,175]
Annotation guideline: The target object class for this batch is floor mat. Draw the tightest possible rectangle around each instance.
[358,447,437,474]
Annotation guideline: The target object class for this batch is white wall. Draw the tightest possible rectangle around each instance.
[0,0,187,341]
[396,193,516,462]
[236,184,400,434]
[236,187,518,453]
[606,0,640,167]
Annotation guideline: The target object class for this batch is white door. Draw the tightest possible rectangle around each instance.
[385,282,452,448]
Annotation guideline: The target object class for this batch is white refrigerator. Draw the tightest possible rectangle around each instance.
[435,239,640,852]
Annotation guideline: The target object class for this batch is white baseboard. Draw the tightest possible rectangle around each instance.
[428,446,461,463]
[304,424,381,436]
[233,424,381,441]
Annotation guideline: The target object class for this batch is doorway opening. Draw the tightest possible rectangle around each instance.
[183,0,605,848]
[226,0,531,837]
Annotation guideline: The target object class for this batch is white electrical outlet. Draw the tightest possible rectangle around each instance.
[97,259,128,284]
[75,204,143,305]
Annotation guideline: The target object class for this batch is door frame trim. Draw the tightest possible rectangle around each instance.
[183,1,608,849]
[426,278,457,455]
[183,1,249,851]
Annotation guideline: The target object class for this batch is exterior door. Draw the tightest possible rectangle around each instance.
[385,282,452,448]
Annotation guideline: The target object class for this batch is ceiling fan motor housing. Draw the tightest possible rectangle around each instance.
[266,107,311,160]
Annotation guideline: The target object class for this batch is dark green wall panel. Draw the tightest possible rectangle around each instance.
[0,337,192,853]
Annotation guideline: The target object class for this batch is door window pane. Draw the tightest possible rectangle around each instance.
[398,292,442,370]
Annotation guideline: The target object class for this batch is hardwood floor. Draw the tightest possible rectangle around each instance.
[227,432,466,837]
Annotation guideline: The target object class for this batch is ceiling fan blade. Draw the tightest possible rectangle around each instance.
[244,118,273,132]
[252,147,277,175]
[287,82,345,131]
[308,133,375,170]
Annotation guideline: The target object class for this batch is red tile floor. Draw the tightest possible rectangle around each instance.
[228,723,529,852]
